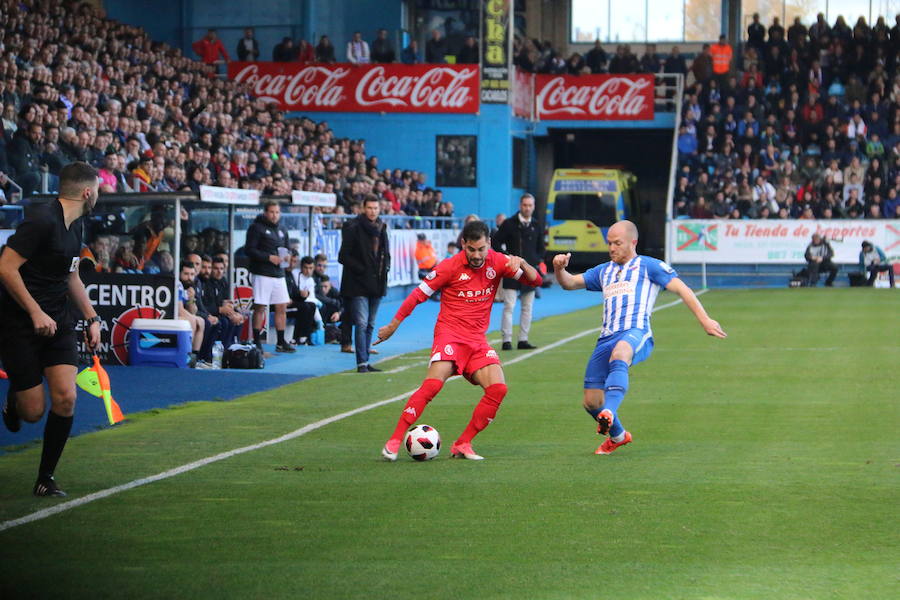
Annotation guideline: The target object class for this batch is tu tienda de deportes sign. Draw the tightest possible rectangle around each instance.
[669,220,900,264]
[228,62,479,113]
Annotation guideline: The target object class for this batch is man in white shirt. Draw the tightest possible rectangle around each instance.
[346,32,371,65]
[287,255,321,344]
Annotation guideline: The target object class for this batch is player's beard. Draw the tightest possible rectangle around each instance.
[467,256,484,268]
[83,190,99,216]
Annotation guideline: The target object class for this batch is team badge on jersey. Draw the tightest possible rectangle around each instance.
[486,267,496,280]
[443,344,454,355]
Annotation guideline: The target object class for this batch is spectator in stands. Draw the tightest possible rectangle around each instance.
[339,194,390,373]
[401,40,421,65]
[457,36,479,65]
[192,29,229,69]
[711,35,733,84]
[347,32,371,65]
[316,35,336,63]
[640,44,661,74]
[273,37,296,62]
[426,29,448,63]
[371,29,395,64]
[246,201,294,354]
[584,40,608,74]
[286,254,320,345]
[9,120,43,197]
[747,13,766,56]
[296,39,315,63]
[236,28,260,62]
[804,233,838,287]
[691,44,713,85]
[859,240,895,286]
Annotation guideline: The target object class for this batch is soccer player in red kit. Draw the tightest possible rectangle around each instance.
[375,220,542,460]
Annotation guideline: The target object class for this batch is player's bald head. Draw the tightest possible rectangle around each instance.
[609,220,638,241]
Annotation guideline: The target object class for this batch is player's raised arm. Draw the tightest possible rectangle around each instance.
[505,254,542,286]
[552,253,586,290]
[665,277,727,338]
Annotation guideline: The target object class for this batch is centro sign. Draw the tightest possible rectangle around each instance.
[87,283,172,308]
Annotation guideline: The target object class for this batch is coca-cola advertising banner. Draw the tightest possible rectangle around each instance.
[534,74,654,121]
[228,62,480,114]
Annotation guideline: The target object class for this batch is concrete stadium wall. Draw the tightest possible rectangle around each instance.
[304,104,528,220]
[103,0,404,63]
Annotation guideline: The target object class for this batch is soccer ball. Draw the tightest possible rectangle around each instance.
[405,424,441,461]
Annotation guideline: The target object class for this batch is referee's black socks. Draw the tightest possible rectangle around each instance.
[39,411,73,480]
[253,328,262,348]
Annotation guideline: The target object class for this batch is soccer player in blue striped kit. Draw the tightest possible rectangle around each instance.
[553,220,727,454]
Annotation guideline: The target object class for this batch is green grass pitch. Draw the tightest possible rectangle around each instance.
[0,289,897,599]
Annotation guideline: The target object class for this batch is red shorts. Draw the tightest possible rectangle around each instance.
[430,335,500,384]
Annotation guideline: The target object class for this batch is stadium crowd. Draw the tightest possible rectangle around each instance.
[0,0,455,224]
[672,13,900,221]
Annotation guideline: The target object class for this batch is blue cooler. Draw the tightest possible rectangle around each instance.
[129,318,193,368]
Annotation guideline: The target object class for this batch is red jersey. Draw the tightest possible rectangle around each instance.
[397,249,540,341]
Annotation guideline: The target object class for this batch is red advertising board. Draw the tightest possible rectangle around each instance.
[228,62,480,114]
[534,73,654,120]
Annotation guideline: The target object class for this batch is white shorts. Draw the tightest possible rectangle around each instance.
[251,274,290,306]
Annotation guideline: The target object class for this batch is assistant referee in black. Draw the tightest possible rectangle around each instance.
[0,162,101,497]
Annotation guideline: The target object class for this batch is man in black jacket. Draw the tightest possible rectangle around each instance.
[236,28,260,61]
[370,29,395,63]
[9,121,44,198]
[245,201,294,353]
[339,195,390,372]
[492,193,544,350]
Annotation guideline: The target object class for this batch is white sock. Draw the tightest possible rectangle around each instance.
[611,432,626,443]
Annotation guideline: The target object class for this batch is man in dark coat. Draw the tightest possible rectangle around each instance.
[491,193,544,350]
[338,195,390,372]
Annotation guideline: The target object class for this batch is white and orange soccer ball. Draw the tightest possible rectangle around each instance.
[404,424,441,461]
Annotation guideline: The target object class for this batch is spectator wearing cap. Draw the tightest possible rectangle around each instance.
[859,241,895,287]
[236,28,260,62]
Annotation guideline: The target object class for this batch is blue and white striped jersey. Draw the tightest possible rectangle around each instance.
[583,255,678,338]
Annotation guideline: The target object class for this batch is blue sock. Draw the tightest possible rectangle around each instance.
[603,360,630,416]
[609,415,625,438]
[584,406,603,421]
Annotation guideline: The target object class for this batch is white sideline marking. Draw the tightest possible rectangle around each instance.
[0,291,704,533]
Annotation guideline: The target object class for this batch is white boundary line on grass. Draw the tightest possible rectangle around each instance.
[0,291,705,533]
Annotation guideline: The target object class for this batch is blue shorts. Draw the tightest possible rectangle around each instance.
[583,328,654,390]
